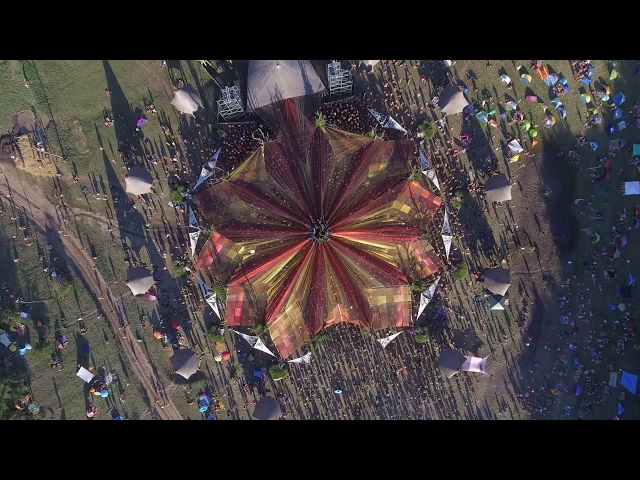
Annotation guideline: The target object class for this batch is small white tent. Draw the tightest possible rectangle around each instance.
[461,355,488,374]
[76,366,95,383]
[624,181,640,195]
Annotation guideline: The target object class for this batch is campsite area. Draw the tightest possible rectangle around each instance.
[0,59,639,420]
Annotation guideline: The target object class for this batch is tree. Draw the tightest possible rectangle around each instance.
[269,364,289,381]
[311,331,331,350]
[207,328,225,344]
[0,370,27,420]
[251,324,265,335]
[170,184,186,203]
[414,326,430,343]
[315,112,327,128]
[452,261,469,281]
[0,305,21,329]
[410,279,427,292]
[172,260,186,278]
[212,279,227,302]
[418,121,436,139]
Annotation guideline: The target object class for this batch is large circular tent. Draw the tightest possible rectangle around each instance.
[194,62,445,358]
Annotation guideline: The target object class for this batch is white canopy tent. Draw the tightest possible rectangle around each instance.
[246,60,327,112]
[441,235,453,259]
[193,166,215,190]
[384,116,407,133]
[76,366,95,384]
[205,293,221,319]
[232,329,277,357]
[441,210,452,235]
[189,230,201,257]
[417,277,440,318]
[170,85,203,116]
[461,355,489,375]
[125,267,155,296]
[624,181,640,195]
[288,352,312,364]
[484,174,512,202]
[439,84,469,115]
[424,169,440,191]
[124,166,154,196]
[508,140,524,154]
[254,338,276,357]
[377,332,402,349]
[489,294,506,310]
[0,332,11,347]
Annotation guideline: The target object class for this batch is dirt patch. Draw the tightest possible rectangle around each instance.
[12,134,57,176]
[71,120,89,154]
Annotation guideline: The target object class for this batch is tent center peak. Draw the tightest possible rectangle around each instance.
[307,219,331,243]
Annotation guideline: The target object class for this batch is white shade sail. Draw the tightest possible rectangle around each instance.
[170,85,203,116]
[377,332,402,349]
[288,352,312,364]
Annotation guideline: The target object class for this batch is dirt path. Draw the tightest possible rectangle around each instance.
[0,165,183,420]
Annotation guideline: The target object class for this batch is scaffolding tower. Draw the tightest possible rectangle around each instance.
[326,61,353,96]
[217,85,245,121]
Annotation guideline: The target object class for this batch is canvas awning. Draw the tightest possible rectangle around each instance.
[438,348,466,378]
[439,84,469,115]
[124,166,154,196]
[252,396,281,420]
[170,349,200,379]
[624,181,640,195]
[125,267,155,296]
[484,267,511,296]
[484,174,512,202]
[170,85,203,116]
[246,60,327,112]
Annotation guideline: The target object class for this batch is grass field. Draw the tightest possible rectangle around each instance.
[1,59,639,420]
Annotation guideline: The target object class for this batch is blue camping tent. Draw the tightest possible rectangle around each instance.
[621,371,638,394]
[475,111,489,123]
[614,108,623,120]
[618,403,625,416]
[634,144,640,156]
[613,92,626,105]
